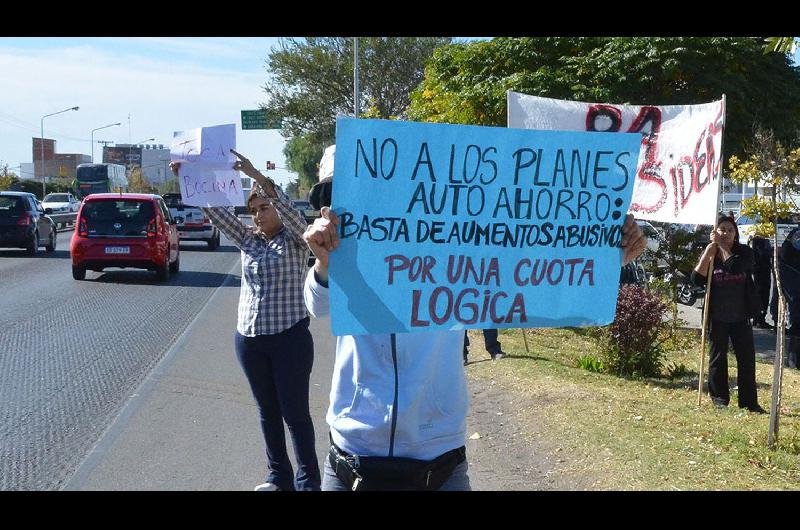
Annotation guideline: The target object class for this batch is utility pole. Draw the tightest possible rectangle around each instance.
[354,37,360,118]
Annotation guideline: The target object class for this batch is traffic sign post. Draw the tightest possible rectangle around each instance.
[241,110,282,130]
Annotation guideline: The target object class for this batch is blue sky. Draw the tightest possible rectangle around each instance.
[0,37,296,185]
[1,37,797,188]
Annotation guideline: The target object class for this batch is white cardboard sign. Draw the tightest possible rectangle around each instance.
[171,124,243,207]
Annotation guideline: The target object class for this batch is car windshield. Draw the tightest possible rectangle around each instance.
[43,194,69,202]
[82,200,155,237]
[0,196,25,217]
[737,214,795,225]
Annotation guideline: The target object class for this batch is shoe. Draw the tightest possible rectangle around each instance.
[744,405,767,414]
[712,399,728,409]
[491,352,505,361]
[254,482,282,491]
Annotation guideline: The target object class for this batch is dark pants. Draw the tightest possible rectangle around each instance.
[707,320,759,409]
[463,329,501,361]
[234,318,321,491]
[752,269,772,323]
[771,263,800,328]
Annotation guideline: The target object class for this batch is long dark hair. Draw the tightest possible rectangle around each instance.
[717,214,743,252]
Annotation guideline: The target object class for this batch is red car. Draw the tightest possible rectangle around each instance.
[70,193,180,281]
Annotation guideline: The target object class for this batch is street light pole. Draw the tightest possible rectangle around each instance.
[90,122,121,163]
[354,37,360,118]
[40,106,79,198]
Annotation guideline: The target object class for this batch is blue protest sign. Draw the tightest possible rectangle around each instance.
[329,118,642,336]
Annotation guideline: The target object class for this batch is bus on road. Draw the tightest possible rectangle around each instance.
[76,163,128,197]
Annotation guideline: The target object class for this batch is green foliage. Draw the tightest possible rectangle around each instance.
[0,174,17,191]
[0,174,72,199]
[728,127,800,239]
[263,37,451,146]
[664,360,690,380]
[127,169,151,193]
[408,37,800,161]
[283,134,325,194]
[763,37,797,55]
[577,355,605,373]
[284,179,300,199]
[644,224,705,325]
[156,179,180,195]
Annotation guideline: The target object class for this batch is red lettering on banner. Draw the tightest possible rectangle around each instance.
[584,102,724,218]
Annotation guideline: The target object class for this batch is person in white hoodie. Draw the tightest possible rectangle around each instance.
[303,206,647,491]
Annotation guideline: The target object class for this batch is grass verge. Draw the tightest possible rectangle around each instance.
[466,327,800,490]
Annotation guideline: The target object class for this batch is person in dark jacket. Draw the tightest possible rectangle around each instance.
[750,235,774,329]
[692,215,766,413]
[770,227,800,335]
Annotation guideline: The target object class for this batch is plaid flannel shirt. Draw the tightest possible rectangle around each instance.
[201,182,309,336]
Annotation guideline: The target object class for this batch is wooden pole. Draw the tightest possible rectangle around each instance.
[521,328,530,353]
[768,190,787,448]
[697,258,715,406]
[697,95,727,406]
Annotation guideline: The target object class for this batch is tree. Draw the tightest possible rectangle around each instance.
[284,179,300,199]
[127,168,151,193]
[728,127,800,449]
[408,37,800,161]
[764,37,798,55]
[157,179,179,195]
[263,37,452,146]
[283,133,326,194]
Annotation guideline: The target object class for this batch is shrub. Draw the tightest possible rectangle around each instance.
[577,355,605,373]
[596,284,669,378]
[664,361,690,380]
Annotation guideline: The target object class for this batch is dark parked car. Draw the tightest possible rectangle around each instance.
[0,191,57,255]
[292,199,320,225]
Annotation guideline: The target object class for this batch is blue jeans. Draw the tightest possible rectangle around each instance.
[321,456,471,491]
[234,318,321,491]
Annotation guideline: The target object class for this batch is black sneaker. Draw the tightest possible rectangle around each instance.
[712,399,728,409]
[745,405,767,414]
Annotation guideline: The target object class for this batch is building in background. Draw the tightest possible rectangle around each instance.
[104,144,170,184]
[30,137,91,181]
[19,163,35,180]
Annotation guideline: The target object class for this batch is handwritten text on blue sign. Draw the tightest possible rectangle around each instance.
[329,118,643,336]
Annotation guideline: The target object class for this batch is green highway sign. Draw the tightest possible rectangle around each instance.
[241,109,282,130]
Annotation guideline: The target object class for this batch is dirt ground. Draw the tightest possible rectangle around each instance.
[464,362,599,491]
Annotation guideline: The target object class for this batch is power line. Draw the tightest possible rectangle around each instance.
[0,109,87,142]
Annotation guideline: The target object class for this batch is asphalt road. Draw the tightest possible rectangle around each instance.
[0,230,242,490]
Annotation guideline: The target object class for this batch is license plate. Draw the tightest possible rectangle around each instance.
[105,246,130,254]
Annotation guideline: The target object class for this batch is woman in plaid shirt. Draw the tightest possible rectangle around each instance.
[171,151,320,491]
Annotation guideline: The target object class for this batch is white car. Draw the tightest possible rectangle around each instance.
[42,192,80,213]
[162,193,221,250]
[736,214,798,247]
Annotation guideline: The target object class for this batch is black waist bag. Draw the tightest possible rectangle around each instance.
[329,443,466,491]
